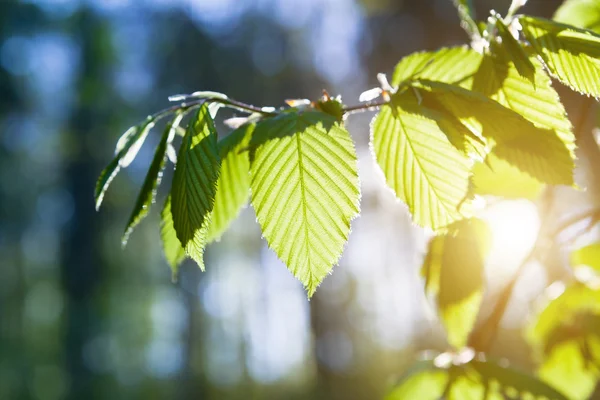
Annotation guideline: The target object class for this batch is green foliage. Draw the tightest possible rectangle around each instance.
[95,117,155,210]
[519,16,600,97]
[386,356,568,400]
[96,2,600,395]
[123,113,184,245]
[171,104,220,271]
[371,90,473,230]
[554,0,600,32]
[250,110,360,296]
[206,123,254,242]
[160,195,186,279]
[422,218,490,348]
[529,283,600,399]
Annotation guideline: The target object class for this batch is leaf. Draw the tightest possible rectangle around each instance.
[171,104,220,270]
[95,118,155,210]
[554,0,600,33]
[371,91,473,230]
[206,123,254,242]
[519,15,600,97]
[160,195,186,280]
[386,357,568,400]
[122,113,184,246]
[451,0,479,38]
[538,338,599,400]
[250,111,360,296]
[422,218,490,348]
[470,153,544,200]
[391,46,481,88]
[494,17,536,84]
[572,243,600,273]
[416,79,574,186]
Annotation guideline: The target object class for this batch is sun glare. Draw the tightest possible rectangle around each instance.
[482,200,541,280]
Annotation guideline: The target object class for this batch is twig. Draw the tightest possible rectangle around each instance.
[342,100,388,114]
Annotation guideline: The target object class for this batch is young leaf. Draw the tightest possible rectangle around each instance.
[421,218,490,349]
[391,46,481,88]
[371,91,473,230]
[519,16,600,97]
[571,243,600,273]
[250,111,360,296]
[416,79,574,186]
[206,123,254,242]
[95,117,155,210]
[554,0,600,33]
[122,113,184,246]
[160,195,187,280]
[494,17,536,84]
[171,104,220,270]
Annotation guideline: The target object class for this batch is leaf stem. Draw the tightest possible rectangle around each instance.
[151,97,277,123]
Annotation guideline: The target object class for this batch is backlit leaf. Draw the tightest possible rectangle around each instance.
[494,17,536,84]
[123,113,184,245]
[160,195,186,280]
[207,123,254,242]
[250,111,360,296]
[95,117,155,210]
[554,0,600,33]
[422,218,490,348]
[171,104,220,270]
[416,79,574,186]
[371,90,473,230]
[519,15,600,97]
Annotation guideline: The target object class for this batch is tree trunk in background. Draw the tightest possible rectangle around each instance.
[60,10,108,399]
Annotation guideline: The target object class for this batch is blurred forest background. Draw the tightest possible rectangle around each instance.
[3,0,593,399]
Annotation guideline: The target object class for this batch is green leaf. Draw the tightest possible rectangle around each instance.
[470,153,544,200]
[391,46,481,88]
[171,104,220,270]
[539,338,599,400]
[160,195,186,280]
[416,79,574,186]
[572,243,600,273]
[554,0,600,33]
[206,123,254,242]
[386,357,568,400]
[422,218,490,348]
[519,15,600,97]
[122,113,184,246]
[451,0,479,38]
[371,91,473,230]
[494,17,536,84]
[250,111,360,296]
[95,118,155,210]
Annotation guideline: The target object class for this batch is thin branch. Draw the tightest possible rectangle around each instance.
[342,100,388,114]
[151,97,278,122]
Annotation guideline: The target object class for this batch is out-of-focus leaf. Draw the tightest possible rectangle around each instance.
[160,195,186,280]
[371,90,473,230]
[520,16,600,97]
[386,356,567,400]
[250,111,360,297]
[554,0,600,33]
[571,243,600,273]
[122,113,184,245]
[171,104,220,270]
[95,117,155,210]
[206,123,254,242]
[422,218,491,348]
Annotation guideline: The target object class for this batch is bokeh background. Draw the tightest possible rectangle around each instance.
[2,0,589,399]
